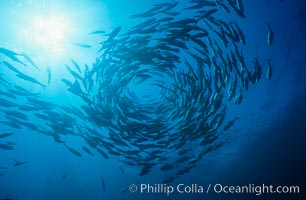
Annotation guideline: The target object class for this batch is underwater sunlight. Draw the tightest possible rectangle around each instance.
[25,15,71,53]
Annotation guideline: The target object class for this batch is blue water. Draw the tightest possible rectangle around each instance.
[0,0,305,199]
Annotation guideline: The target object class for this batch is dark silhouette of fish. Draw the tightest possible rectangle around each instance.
[223,117,239,131]
[13,159,27,166]
[16,73,46,89]
[0,132,14,139]
[0,47,24,65]
[47,66,52,85]
[82,146,94,156]
[20,52,39,70]
[100,176,106,190]
[2,61,23,74]
[70,59,81,73]
[107,26,121,40]
[88,30,106,35]
[64,144,82,157]
[72,42,92,48]
[119,166,124,174]
[0,143,14,150]
[140,165,154,176]
[96,148,109,159]
[267,58,273,80]
[265,22,274,46]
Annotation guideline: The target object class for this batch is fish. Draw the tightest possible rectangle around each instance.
[226,0,245,18]
[0,47,24,65]
[47,66,52,85]
[121,186,129,194]
[82,146,94,156]
[184,1,216,10]
[165,11,180,16]
[9,85,39,97]
[62,173,67,180]
[89,30,106,35]
[65,65,83,80]
[265,22,273,46]
[177,148,190,155]
[233,23,245,45]
[16,73,46,89]
[176,165,193,176]
[252,57,262,83]
[51,133,65,144]
[197,8,218,21]
[223,117,239,131]
[0,121,21,129]
[3,61,23,74]
[267,58,272,80]
[0,74,10,87]
[216,0,230,13]
[160,163,176,171]
[100,176,106,190]
[61,78,73,87]
[96,148,109,159]
[140,164,154,176]
[70,59,82,73]
[64,144,82,157]
[0,132,15,139]
[4,110,28,121]
[0,143,14,150]
[234,90,243,105]
[0,90,17,99]
[20,52,39,70]
[72,42,92,48]
[5,141,16,146]
[107,26,121,40]
[119,166,124,174]
[13,159,27,166]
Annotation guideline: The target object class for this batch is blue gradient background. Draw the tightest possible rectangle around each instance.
[0,0,305,199]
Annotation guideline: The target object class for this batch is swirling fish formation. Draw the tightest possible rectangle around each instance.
[0,0,272,183]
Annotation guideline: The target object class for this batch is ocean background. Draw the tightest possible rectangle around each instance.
[0,0,305,199]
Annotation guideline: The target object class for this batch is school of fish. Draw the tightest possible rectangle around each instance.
[0,0,274,186]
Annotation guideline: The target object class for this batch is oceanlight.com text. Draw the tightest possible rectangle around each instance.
[128,183,300,197]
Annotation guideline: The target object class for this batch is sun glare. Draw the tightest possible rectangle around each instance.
[14,1,110,65]
[26,15,71,53]
[35,17,65,45]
